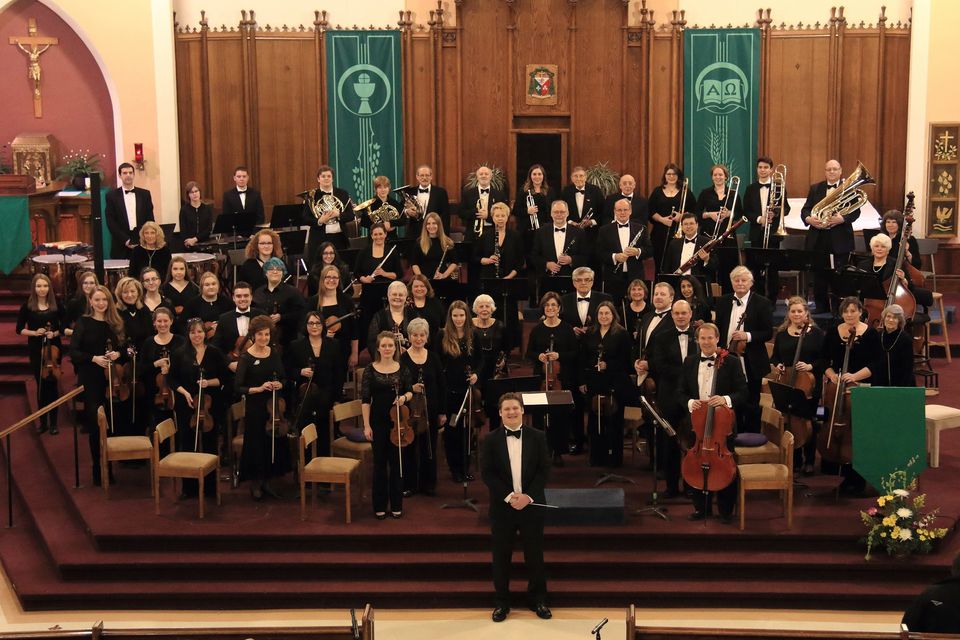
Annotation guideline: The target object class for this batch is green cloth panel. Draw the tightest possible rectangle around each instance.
[851,386,927,489]
[0,195,33,275]
[98,187,112,255]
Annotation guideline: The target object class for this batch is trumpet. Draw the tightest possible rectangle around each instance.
[672,177,690,239]
[526,190,540,230]
[474,198,485,238]
[811,161,875,224]
[764,164,788,249]
[712,176,741,240]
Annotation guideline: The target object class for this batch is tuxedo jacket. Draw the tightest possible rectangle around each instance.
[679,351,748,414]
[602,193,649,226]
[648,325,699,417]
[560,183,605,225]
[530,224,585,276]
[459,185,508,240]
[480,426,550,518]
[222,187,265,226]
[104,186,155,258]
[663,233,715,276]
[559,290,613,331]
[401,184,450,229]
[303,187,356,229]
[743,181,791,247]
[800,180,860,254]
[713,292,774,384]
[596,220,652,283]
[635,311,674,360]
[212,306,265,355]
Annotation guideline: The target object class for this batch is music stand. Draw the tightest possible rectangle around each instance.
[270,204,303,230]
[538,275,573,297]
[440,378,490,513]
[430,279,467,305]
[829,268,886,301]
[358,281,390,307]
[481,277,529,330]
[635,396,677,520]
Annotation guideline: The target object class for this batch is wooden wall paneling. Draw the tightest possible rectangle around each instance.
[174,35,207,198]
[205,32,248,208]
[827,6,846,158]
[757,9,772,154]
[874,6,888,210]
[315,11,329,166]
[506,1,516,194]
[567,0,577,182]
[241,11,262,185]
[618,0,628,172]
[399,12,414,182]
[407,30,437,182]
[646,32,676,190]
[879,31,910,214]
[439,24,460,198]
[670,11,685,173]
[837,32,880,201]
[624,36,642,186]
[512,0,570,116]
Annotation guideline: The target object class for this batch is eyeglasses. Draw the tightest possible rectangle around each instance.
[306,321,323,326]
[323,275,339,280]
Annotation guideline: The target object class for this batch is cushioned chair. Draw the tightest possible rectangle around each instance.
[153,418,220,518]
[735,405,784,465]
[738,430,794,531]
[299,423,360,523]
[330,398,373,502]
[97,406,153,498]
[925,404,960,468]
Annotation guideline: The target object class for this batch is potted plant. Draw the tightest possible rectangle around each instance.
[55,150,102,191]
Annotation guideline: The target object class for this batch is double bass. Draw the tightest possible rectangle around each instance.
[865,193,921,327]
[817,329,858,465]
[681,349,737,494]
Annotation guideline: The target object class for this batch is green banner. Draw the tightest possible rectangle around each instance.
[851,387,927,490]
[326,31,404,204]
[0,196,33,275]
[683,29,761,195]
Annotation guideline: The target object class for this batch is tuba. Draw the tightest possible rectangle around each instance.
[812,161,875,223]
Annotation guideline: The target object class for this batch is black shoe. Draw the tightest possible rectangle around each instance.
[402,489,415,498]
[390,511,403,519]
[719,514,733,525]
[491,606,509,622]
[262,484,282,499]
[250,486,264,501]
[688,510,707,521]
[49,425,59,435]
[375,512,387,520]
[36,424,47,434]
[568,444,583,455]
[464,473,475,481]
[552,454,564,467]
[531,603,552,620]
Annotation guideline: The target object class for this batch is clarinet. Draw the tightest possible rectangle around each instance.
[493,227,501,278]
[620,226,644,272]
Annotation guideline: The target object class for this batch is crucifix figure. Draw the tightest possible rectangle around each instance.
[8,18,58,118]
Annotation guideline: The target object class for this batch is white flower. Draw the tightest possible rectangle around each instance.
[898,529,913,540]
[897,508,914,519]
[893,489,910,497]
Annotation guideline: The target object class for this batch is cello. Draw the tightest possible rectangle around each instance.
[817,329,858,465]
[774,322,816,447]
[681,348,737,495]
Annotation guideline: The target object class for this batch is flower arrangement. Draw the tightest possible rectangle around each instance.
[55,150,102,181]
[860,461,948,560]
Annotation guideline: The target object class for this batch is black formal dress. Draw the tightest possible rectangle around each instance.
[579,326,631,467]
[253,282,306,348]
[367,307,416,358]
[353,244,402,346]
[873,328,916,387]
[128,245,172,280]
[17,302,64,432]
[411,237,451,280]
[361,364,413,514]
[770,325,826,469]
[161,281,201,316]
[525,320,578,457]
[238,258,268,292]
[475,319,507,430]
[178,202,213,247]
[400,350,447,494]
[480,425,551,610]
[437,331,480,480]
[359,196,407,241]
[621,301,653,349]
[474,228,523,279]
[696,187,743,293]
[305,294,358,372]
[222,186,265,230]
[513,188,556,264]
[177,294,233,336]
[105,186,154,258]
[285,336,343,456]
[409,297,445,347]
[139,333,185,437]
[235,349,287,485]
[648,185,696,275]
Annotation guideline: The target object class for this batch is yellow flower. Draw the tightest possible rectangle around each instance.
[880,532,887,537]
[877,497,887,507]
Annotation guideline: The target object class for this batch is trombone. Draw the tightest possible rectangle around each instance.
[764,164,788,249]
[671,178,690,239]
[712,176,741,241]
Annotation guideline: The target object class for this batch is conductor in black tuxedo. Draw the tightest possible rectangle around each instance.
[303,164,355,262]
[597,198,652,300]
[400,164,449,236]
[104,162,154,259]
[481,392,551,622]
[712,266,774,434]
[601,174,649,226]
[530,200,586,284]
[221,166,265,232]
[744,156,791,299]
[679,322,747,523]
[459,165,508,241]
[801,159,860,313]
[560,165,604,229]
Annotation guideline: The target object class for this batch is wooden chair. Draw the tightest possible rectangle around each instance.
[152,418,220,518]
[738,430,794,530]
[927,292,952,364]
[735,405,784,465]
[330,399,373,502]
[97,406,153,498]
[299,423,360,523]
[623,406,648,465]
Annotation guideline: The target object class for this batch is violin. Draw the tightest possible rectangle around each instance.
[389,380,414,447]
[272,301,283,343]
[817,328,858,465]
[408,368,430,435]
[590,347,619,417]
[190,366,215,439]
[202,320,217,340]
[153,346,174,410]
[229,333,253,363]
[543,335,560,391]
[493,350,508,379]
[40,323,62,381]
[681,348,737,492]
[464,364,484,419]
[104,339,130,402]
[727,314,747,356]
[324,310,357,338]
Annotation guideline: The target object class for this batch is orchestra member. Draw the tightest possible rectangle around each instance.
[476,203,523,280]
[646,299,698,496]
[362,331,414,519]
[408,274,445,347]
[680,322,747,523]
[114,277,153,351]
[621,279,652,346]
[304,165,355,260]
[437,300,479,483]
[239,229,284,292]
[597,198,651,300]
[634,282,675,363]
[400,318,446,496]
[602,174,648,226]
[744,156,790,299]
[663,213,714,279]
[139,307,185,437]
[179,271,232,337]
[513,164,556,238]
[367,280,414,358]
[64,270,98,336]
[771,296,825,476]
[411,212,457,281]
[17,273,64,434]
[823,296,879,493]
[400,164,450,232]
[306,241,353,297]
[579,301,630,467]
[169,317,226,497]
[359,175,405,240]
[873,304,915,387]
[221,165,264,229]
[252,258,305,347]
[881,210,921,269]
[235,315,285,500]
[678,275,711,325]
[802,159,860,313]
[179,181,213,249]
[473,294,507,430]
[859,234,934,311]
[354,222,401,304]
[560,165,603,230]
[128,221,171,280]
[307,265,359,370]
[525,291,578,464]
[901,551,960,633]
[481,392,552,623]
[70,285,126,486]
[105,163,154,259]
[140,268,172,314]
[213,282,261,374]
[696,164,742,293]
[286,311,343,455]
[714,266,774,434]
[648,163,695,275]
[459,165,507,241]
[531,200,585,284]
[162,256,200,316]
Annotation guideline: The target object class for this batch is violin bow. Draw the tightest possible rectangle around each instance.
[271,373,279,464]
[291,354,317,437]
[105,340,115,434]
[194,366,204,453]
[393,379,404,478]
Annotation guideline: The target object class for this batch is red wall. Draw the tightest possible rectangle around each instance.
[0,0,115,178]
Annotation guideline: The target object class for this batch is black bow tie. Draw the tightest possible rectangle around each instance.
[577,297,590,303]
[700,355,716,363]
[554,227,565,233]
[677,328,692,337]
[684,238,697,244]
[618,223,630,229]
[321,190,332,197]
[827,183,838,189]
[656,311,668,318]
[733,297,745,307]
[480,188,489,194]
[236,311,250,318]
[575,188,585,194]
[237,188,247,193]
[506,428,522,439]
[418,187,429,193]
[123,189,135,194]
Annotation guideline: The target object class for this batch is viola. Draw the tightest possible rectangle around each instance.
[727,313,747,356]
[229,333,253,363]
[493,350,508,379]
[154,345,175,411]
[389,380,414,447]
[40,323,62,381]
[681,349,737,492]
[590,346,619,417]
[203,320,216,340]
[104,339,130,402]
[817,329,858,465]
[272,301,283,343]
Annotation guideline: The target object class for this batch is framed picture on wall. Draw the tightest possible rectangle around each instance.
[929,124,959,238]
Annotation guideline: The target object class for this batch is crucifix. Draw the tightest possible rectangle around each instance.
[8,18,59,118]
